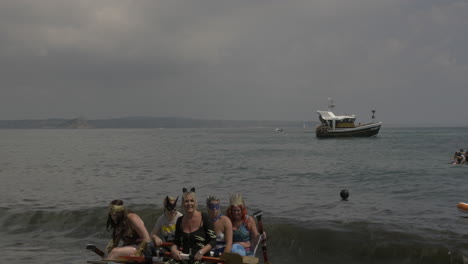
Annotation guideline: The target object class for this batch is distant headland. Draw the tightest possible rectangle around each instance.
[0,117,316,129]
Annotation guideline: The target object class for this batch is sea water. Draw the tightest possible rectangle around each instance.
[1,127,468,264]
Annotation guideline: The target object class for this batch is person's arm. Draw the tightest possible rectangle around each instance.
[150,215,164,246]
[128,213,151,242]
[128,213,151,256]
[170,243,183,261]
[150,232,163,246]
[223,216,233,253]
[248,216,260,247]
[195,212,216,261]
[170,216,183,261]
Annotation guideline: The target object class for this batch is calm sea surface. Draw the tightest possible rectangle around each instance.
[1,127,468,263]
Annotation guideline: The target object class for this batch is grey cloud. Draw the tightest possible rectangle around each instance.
[0,0,467,125]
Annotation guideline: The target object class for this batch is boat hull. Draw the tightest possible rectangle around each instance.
[87,252,257,264]
[316,123,381,138]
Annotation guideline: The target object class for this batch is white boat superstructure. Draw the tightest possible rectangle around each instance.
[315,98,382,138]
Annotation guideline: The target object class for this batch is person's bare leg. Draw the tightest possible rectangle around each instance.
[106,246,137,259]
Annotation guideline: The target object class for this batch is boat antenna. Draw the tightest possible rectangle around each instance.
[372,109,376,123]
[328,97,335,111]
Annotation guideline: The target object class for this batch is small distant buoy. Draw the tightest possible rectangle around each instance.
[340,189,349,201]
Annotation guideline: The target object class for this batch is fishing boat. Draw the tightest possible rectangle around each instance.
[315,98,382,138]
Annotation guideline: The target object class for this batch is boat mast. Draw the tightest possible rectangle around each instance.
[328,97,335,111]
[328,97,336,130]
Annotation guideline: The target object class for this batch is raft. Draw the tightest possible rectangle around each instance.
[87,252,258,264]
[457,202,468,213]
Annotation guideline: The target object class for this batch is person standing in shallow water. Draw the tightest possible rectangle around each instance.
[105,200,151,259]
[206,195,233,255]
[170,188,217,263]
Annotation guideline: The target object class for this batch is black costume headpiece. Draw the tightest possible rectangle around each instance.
[182,187,196,193]
[164,196,179,211]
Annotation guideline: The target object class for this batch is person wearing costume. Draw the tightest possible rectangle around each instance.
[206,195,233,256]
[105,200,151,259]
[226,193,260,256]
[170,188,217,263]
[151,196,182,245]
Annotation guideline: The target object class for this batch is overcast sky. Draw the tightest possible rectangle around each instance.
[1,0,467,125]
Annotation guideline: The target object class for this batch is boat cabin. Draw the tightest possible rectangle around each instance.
[317,111,356,130]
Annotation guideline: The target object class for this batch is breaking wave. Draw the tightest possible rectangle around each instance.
[1,205,467,263]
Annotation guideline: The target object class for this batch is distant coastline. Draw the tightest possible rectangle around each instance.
[0,117,316,129]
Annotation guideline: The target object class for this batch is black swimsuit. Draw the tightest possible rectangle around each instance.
[174,212,217,255]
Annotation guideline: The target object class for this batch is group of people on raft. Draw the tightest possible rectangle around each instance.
[104,187,265,263]
[452,148,468,164]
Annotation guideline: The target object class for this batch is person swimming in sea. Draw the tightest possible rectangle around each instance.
[453,149,465,164]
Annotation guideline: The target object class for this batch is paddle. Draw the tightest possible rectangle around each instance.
[86,244,106,258]
[252,210,270,264]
